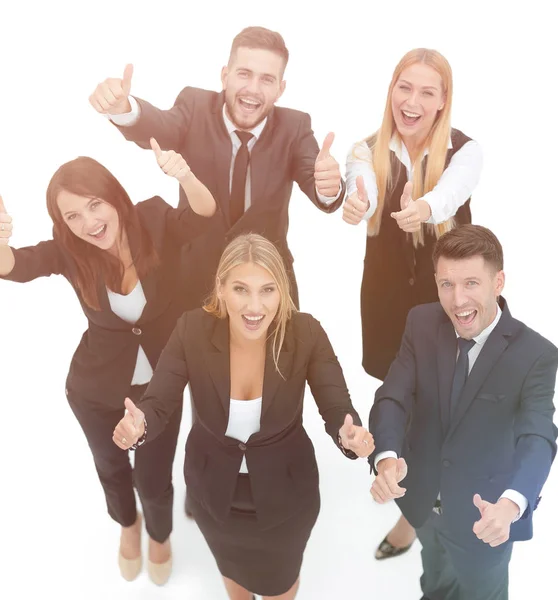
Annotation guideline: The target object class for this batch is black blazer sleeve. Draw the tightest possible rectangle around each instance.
[369,309,417,470]
[0,240,66,282]
[291,112,345,213]
[306,315,362,457]
[114,87,196,152]
[137,312,190,440]
[140,196,221,247]
[510,347,558,518]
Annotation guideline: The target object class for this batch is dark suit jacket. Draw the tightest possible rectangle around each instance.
[138,308,361,529]
[115,87,345,308]
[369,298,558,548]
[1,197,217,409]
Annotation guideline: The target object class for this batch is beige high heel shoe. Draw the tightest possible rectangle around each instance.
[118,514,143,581]
[147,538,172,586]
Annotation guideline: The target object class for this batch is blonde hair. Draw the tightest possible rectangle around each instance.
[366,48,454,246]
[204,234,297,373]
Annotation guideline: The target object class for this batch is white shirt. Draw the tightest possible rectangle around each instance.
[225,398,262,473]
[106,280,153,386]
[375,305,528,520]
[346,135,483,224]
[109,97,340,208]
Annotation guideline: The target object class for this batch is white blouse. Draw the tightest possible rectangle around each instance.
[345,135,483,225]
[107,281,154,386]
[225,397,263,473]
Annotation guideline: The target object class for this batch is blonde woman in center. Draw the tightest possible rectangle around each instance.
[343,48,483,559]
[113,233,375,599]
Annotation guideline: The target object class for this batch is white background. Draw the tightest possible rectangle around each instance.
[0,1,556,598]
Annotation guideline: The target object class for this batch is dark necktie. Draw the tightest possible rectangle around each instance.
[230,130,254,226]
[449,337,476,419]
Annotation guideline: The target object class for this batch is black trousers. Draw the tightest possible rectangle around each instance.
[416,510,512,600]
[67,384,182,543]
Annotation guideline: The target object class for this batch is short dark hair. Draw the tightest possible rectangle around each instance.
[229,26,289,69]
[432,224,504,272]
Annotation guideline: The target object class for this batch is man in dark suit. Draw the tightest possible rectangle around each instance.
[89,25,344,310]
[369,224,558,600]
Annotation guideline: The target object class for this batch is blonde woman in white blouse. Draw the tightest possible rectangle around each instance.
[343,48,483,560]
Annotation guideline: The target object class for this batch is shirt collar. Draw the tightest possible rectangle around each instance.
[389,133,453,165]
[222,104,267,140]
[455,303,502,348]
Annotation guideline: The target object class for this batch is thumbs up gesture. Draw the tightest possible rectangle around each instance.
[0,195,14,246]
[471,493,520,547]
[113,398,146,450]
[390,181,432,233]
[150,137,192,184]
[343,175,370,225]
[314,132,341,197]
[338,414,375,457]
[89,64,134,115]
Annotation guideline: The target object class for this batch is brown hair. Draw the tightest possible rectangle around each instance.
[432,224,504,272]
[46,157,159,310]
[364,48,453,246]
[229,26,289,71]
[204,233,296,374]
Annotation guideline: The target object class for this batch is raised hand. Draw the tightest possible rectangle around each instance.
[338,414,375,457]
[343,175,370,225]
[113,398,146,450]
[472,493,519,547]
[0,196,14,246]
[89,64,134,115]
[314,132,341,197]
[150,137,192,183]
[370,457,408,504]
[390,181,431,232]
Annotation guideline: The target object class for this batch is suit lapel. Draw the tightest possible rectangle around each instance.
[205,316,295,424]
[207,317,232,418]
[212,93,234,227]
[247,109,276,217]
[437,320,458,434]
[446,300,516,440]
[261,325,294,421]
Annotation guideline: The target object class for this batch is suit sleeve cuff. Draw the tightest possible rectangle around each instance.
[374,450,398,471]
[499,489,528,522]
[106,96,140,126]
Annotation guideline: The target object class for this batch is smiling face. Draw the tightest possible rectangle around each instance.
[57,190,120,251]
[391,62,446,147]
[218,261,281,343]
[221,47,286,131]
[435,255,505,339]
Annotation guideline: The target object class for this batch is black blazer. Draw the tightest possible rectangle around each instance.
[115,87,346,308]
[138,308,361,529]
[369,299,558,548]
[1,197,217,409]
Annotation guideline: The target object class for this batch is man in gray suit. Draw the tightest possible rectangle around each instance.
[369,224,558,600]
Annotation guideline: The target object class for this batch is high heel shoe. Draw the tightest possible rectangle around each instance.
[148,538,172,586]
[374,535,414,560]
[118,514,142,581]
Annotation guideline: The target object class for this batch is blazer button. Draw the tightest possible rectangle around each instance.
[132,327,142,336]
[442,459,451,467]
[409,277,415,286]
[238,442,247,451]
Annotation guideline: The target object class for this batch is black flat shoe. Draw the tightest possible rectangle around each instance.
[375,535,414,560]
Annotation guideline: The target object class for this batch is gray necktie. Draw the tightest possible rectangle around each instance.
[449,337,476,418]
